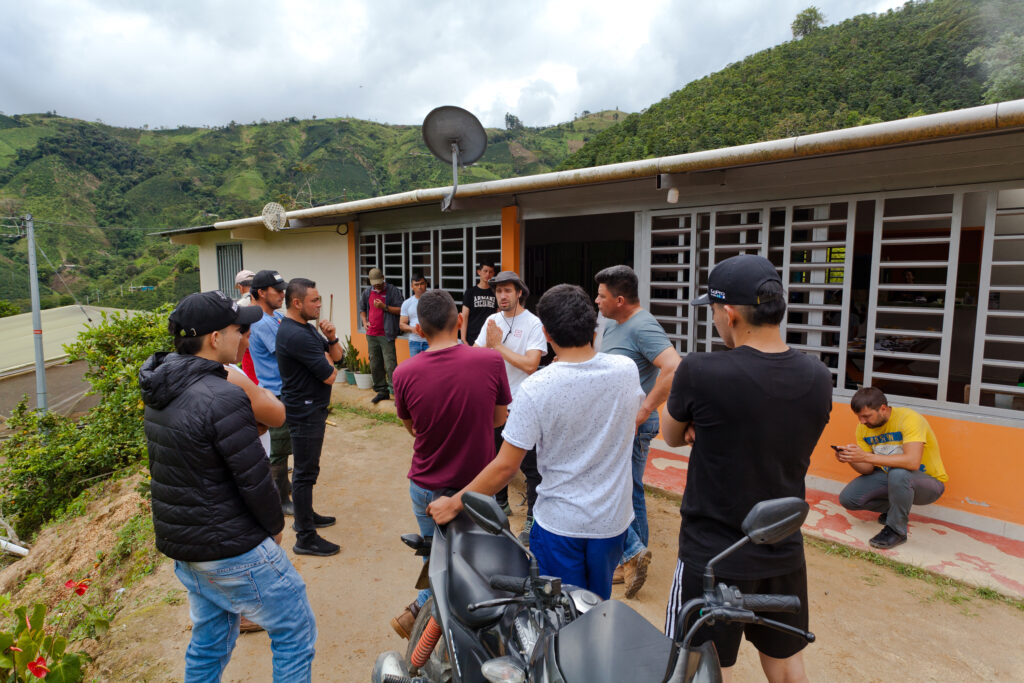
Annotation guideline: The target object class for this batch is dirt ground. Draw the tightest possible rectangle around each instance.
[85,409,1024,681]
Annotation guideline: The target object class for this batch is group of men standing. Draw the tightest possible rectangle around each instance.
[142,252,949,682]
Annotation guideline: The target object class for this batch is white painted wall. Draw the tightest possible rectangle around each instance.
[195,227,352,341]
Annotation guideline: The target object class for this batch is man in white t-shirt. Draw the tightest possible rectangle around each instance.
[473,270,548,543]
[432,284,644,599]
[400,272,429,357]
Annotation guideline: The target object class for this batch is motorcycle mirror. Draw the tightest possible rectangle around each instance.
[462,492,511,535]
[741,497,809,545]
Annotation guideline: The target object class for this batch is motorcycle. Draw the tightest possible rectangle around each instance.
[374,494,814,683]
[372,500,601,683]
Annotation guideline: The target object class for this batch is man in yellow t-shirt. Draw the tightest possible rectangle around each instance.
[835,387,947,549]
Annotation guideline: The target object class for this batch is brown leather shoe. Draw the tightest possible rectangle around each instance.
[239,616,264,633]
[622,548,652,599]
[612,564,624,585]
[390,601,420,639]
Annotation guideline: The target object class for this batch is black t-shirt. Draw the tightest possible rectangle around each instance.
[462,285,497,344]
[276,317,334,420]
[667,345,833,579]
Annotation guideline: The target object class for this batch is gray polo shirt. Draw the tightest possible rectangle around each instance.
[601,309,673,395]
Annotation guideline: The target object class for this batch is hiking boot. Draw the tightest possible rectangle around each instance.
[390,601,420,640]
[293,535,341,556]
[518,516,534,547]
[239,616,264,634]
[869,526,907,550]
[612,564,624,585]
[292,512,337,531]
[370,391,390,404]
[623,548,652,599]
[877,512,887,525]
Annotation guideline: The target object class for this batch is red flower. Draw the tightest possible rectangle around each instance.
[27,656,49,678]
[64,578,90,596]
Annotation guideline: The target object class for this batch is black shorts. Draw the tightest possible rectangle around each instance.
[665,559,809,668]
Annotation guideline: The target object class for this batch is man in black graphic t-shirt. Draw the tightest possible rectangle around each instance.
[461,261,497,344]
[276,277,344,558]
[661,254,832,682]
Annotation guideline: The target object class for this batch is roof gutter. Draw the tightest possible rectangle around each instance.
[214,99,1024,232]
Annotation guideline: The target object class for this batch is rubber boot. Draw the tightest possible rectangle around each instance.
[270,462,294,516]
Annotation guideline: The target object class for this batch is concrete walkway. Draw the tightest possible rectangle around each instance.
[330,382,1024,600]
[647,440,1024,600]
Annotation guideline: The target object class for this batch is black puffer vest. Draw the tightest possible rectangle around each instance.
[139,352,284,561]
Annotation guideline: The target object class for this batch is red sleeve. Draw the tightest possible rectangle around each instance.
[241,349,259,385]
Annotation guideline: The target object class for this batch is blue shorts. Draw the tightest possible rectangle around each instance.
[530,522,627,600]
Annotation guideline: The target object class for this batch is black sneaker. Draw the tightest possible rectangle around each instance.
[292,513,337,531]
[370,392,390,404]
[877,512,887,525]
[293,535,341,556]
[869,526,907,550]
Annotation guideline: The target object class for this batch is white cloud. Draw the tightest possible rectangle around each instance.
[0,0,908,129]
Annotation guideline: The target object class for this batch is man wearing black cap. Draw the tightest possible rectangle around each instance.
[140,291,317,680]
[474,270,547,544]
[661,254,832,682]
[248,269,295,517]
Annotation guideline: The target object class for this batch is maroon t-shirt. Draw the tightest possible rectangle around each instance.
[394,344,512,490]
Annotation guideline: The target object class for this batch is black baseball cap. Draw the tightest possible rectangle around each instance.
[252,269,287,292]
[691,254,783,306]
[169,290,263,337]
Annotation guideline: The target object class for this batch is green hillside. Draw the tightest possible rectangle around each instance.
[561,0,1023,168]
[0,110,625,311]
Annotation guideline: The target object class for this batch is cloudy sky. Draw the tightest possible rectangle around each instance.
[2,0,905,130]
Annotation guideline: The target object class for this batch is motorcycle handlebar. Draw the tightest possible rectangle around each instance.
[741,594,801,614]
[489,574,530,594]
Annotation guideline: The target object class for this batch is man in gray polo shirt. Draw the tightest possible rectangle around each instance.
[595,265,680,598]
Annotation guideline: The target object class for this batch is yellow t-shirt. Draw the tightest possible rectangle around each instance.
[856,406,948,482]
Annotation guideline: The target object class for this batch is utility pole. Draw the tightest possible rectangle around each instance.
[24,214,47,412]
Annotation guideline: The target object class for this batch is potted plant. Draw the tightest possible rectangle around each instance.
[353,355,373,390]
[342,336,358,385]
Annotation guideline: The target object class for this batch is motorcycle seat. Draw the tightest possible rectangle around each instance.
[556,599,674,682]
[446,515,530,628]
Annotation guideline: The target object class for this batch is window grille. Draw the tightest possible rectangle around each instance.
[215,243,243,299]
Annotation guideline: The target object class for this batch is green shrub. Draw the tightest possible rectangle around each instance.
[0,307,172,537]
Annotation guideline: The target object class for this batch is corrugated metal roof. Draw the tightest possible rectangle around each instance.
[0,306,137,375]
[207,99,1024,233]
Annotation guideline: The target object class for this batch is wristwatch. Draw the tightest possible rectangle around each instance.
[328,338,340,345]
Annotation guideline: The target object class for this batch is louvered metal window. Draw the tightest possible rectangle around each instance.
[216,243,243,299]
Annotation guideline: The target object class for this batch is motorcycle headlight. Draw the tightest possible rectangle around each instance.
[481,656,526,683]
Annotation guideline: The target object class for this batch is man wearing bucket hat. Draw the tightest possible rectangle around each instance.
[661,254,832,681]
[473,270,547,544]
[358,267,404,404]
[140,291,317,679]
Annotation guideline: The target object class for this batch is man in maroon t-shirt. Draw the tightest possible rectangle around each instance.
[388,289,512,639]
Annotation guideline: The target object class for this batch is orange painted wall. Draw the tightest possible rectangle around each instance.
[810,401,1024,526]
[501,206,521,273]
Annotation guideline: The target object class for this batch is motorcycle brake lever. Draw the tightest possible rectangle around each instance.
[467,596,525,612]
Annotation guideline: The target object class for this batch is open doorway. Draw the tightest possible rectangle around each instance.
[522,212,635,309]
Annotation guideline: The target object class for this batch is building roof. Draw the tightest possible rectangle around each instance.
[0,305,136,375]
[179,99,1024,236]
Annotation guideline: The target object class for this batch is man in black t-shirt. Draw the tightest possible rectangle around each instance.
[661,255,832,682]
[460,260,497,344]
[276,277,345,557]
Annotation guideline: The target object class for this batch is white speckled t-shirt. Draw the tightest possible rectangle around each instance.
[502,352,645,538]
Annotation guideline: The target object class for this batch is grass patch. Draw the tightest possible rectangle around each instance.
[330,403,403,426]
[805,536,1024,612]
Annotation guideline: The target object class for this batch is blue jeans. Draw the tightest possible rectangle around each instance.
[409,480,436,607]
[173,537,317,682]
[408,340,429,357]
[622,410,659,563]
[531,522,627,600]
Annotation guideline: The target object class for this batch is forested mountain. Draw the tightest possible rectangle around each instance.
[1,0,1022,314]
[0,110,623,311]
[560,0,1023,168]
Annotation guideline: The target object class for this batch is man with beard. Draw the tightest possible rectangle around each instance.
[276,278,344,556]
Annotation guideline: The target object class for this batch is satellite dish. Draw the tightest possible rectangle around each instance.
[261,202,287,231]
[422,106,487,211]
